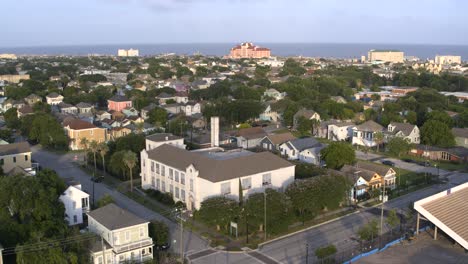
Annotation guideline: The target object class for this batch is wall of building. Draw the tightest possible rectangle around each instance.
[68,128,107,150]
[0,152,31,173]
[368,51,404,63]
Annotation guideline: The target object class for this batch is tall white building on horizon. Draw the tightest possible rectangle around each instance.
[117,48,139,57]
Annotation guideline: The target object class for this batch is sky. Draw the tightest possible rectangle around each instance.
[2,0,468,47]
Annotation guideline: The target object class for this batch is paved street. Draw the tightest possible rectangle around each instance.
[31,146,209,255]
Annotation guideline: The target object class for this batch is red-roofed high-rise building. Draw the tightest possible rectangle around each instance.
[229,42,271,58]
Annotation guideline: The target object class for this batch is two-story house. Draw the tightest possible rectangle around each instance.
[24,93,42,105]
[59,182,90,226]
[59,102,78,115]
[46,92,64,105]
[234,127,267,149]
[76,102,94,117]
[293,108,321,130]
[63,118,107,150]
[351,120,384,147]
[263,88,286,101]
[385,122,420,144]
[107,95,132,112]
[327,122,355,141]
[87,203,153,264]
[140,144,295,211]
[156,92,176,105]
[259,103,282,123]
[0,142,32,175]
[259,132,296,152]
[340,164,383,201]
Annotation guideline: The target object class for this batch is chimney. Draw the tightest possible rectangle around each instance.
[211,116,219,147]
[165,136,169,141]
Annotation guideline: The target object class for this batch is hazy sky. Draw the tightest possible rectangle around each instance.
[2,0,467,47]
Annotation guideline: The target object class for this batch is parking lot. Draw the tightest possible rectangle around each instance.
[357,231,467,264]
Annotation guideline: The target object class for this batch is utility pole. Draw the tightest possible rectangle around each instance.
[179,209,184,262]
[380,179,386,248]
[305,243,309,264]
[264,191,267,241]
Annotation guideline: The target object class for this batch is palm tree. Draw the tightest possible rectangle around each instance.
[80,138,89,164]
[89,140,99,177]
[98,142,109,177]
[374,132,384,153]
[123,150,137,192]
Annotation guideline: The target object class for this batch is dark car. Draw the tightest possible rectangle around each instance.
[417,161,431,167]
[91,176,104,183]
[381,160,395,167]
[155,243,170,251]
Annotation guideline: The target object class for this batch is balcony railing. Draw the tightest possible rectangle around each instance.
[113,237,153,254]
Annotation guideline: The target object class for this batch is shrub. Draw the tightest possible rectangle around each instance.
[146,189,175,206]
[315,244,337,259]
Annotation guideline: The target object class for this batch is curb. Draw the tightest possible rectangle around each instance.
[258,210,360,248]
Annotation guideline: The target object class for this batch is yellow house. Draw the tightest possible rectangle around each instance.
[63,118,107,150]
[87,203,153,264]
[0,142,32,174]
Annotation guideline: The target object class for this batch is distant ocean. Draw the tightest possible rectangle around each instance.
[1,43,467,60]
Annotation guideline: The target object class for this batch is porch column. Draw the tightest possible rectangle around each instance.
[434,226,438,240]
[416,213,420,234]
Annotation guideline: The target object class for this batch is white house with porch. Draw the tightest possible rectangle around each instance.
[59,183,90,226]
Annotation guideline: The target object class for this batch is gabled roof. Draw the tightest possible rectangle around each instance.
[288,137,321,152]
[76,102,93,108]
[294,108,318,119]
[108,95,130,102]
[355,161,393,177]
[47,92,62,98]
[25,93,41,100]
[0,142,31,156]
[87,203,148,231]
[389,122,417,136]
[355,120,384,132]
[340,164,381,182]
[452,128,468,138]
[265,132,296,145]
[157,92,174,99]
[147,144,294,183]
[237,127,267,140]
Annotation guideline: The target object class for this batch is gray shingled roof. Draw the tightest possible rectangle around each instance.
[355,120,384,132]
[87,203,148,230]
[108,95,130,102]
[452,128,468,138]
[147,144,294,183]
[0,142,31,156]
[355,161,392,177]
[389,122,416,137]
[340,164,378,182]
[289,137,320,151]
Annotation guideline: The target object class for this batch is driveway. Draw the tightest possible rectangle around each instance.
[31,146,209,255]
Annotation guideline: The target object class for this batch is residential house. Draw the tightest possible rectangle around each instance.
[95,111,111,121]
[330,96,347,104]
[107,95,132,112]
[259,132,296,152]
[110,110,125,121]
[191,80,209,90]
[108,127,132,141]
[46,92,64,105]
[24,93,42,105]
[235,127,267,149]
[354,161,397,189]
[385,122,420,144]
[156,92,176,105]
[59,102,78,115]
[351,120,384,147]
[126,116,144,124]
[259,103,282,123]
[187,114,206,130]
[140,144,295,211]
[293,109,321,130]
[125,123,155,134]
[17,105,33,118]
[279,137,325,165]
[59,182,90,226]
[263,88,286,101]
[140,104,157,120]
[180,102,201,116]
[122,107,139,117]
[452,128,468,148]
[327,122,355,141]
[76,102,94,116]
[0,142,32,175]
[63,118,107,150]
[87,204,153,264]
[145,133,186,151]
[340,165,383,201]
[175,92,189,104]
[409,145,468,163]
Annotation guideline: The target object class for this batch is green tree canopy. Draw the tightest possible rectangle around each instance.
[421,120,455,147]
[320,142,356,169]
[387,137,412,157]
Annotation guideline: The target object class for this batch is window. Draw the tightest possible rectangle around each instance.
[181,173,185,185]
[97,256,103,264]
[169,168,173,180]
[151,161,154,172]
[72,201,76,209]
[175,171,179,182]
[190,179,193,191]
[262,173,272,186]
[175,187,179,198]
[73,215,77,223]
[125,231,130,241]
[181,190,186,202]
[242,177,252,190]
[221,182,231,195]
[151,177,155,187]
[13,156,16,163]
[169,184,173,194]
[140,227,144,237]
[25,155,28,161]
[161,181,166,192]
[161,165,166,176]
[142,248,146,255]
[0,159,3,165]
[156,179,160,190]
[82,198,88,208]
[263,143,268,149]
[156,163,160,174]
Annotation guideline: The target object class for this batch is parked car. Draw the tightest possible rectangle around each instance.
[91,176,104,183]
[155,242,170,251]
[402,158,414,163]
[417,161,431,167]
[381,160,395,167]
